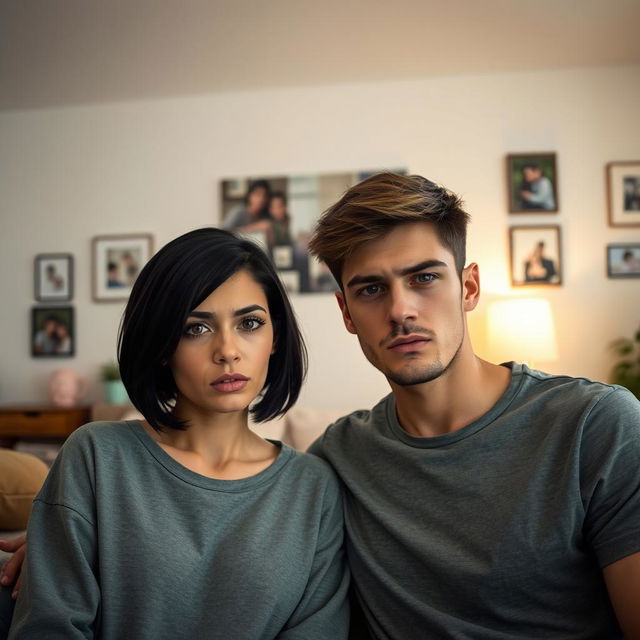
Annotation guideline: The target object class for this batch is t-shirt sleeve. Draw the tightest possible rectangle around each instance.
[277,470,350,639]
[9,431,100,639]
[580,387,640,568]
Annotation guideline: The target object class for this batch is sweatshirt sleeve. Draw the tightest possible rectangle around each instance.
[277,471,350,639]
[9,431,101,639]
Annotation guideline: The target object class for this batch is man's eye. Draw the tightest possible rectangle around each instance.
[184,322,209,337]
[414,273,437,283]
[240,317,266,331]
[359,284,382,297]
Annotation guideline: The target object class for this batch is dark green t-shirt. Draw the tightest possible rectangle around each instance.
[9,421,349,639]
[309,363,640,639]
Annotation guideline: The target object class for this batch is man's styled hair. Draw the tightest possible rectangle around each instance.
[118,227,307,432]
[308,172,470,286]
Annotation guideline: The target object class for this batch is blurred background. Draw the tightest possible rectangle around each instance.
[1,0,639,413]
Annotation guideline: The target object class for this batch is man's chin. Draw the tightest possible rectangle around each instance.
[385,363,446,387]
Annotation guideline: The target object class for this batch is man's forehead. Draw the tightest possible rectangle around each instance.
[342,224,453,277]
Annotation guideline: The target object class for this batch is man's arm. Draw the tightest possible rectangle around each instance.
[603,551,640,639]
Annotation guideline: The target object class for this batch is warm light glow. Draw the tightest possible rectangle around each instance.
[486,298,558,366]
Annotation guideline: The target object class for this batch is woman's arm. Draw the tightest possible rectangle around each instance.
[277,475,350,639]
[8,435,101,639]
[9,502,100,639]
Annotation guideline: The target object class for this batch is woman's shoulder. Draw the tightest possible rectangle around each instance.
[61,420,140,456]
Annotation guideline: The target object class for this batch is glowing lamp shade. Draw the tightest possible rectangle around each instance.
[486,298,558,366]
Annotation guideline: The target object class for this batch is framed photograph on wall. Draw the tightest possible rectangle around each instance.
[92,234,153,301]
[219,169,406,293]
[31,306,74,357]
[34,253,73,302]
[606,161,640,227]
[607,243,640,278]
[509,225,562,286]
[507,153,558,213]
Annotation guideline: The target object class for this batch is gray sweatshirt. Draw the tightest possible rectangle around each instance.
[9,421,349,639]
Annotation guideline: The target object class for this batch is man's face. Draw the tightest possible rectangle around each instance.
[336,222,478,387]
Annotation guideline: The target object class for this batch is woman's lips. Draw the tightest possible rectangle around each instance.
[211,374,249,392]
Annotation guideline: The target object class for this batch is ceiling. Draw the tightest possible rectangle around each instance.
[1,0,640,111]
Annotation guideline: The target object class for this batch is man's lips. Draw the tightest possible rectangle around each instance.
[211,373,249,392]
[387,335,430,352]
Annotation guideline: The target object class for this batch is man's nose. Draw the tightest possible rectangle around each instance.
[388,283,418,326]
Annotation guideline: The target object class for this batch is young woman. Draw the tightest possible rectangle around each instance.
[7,228,349,639]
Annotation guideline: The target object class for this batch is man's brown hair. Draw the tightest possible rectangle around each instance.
[308,172,470,287]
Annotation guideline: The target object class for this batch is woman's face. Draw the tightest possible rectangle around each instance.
[247,186,268,214]
[170,269,275,420]
[269,197,287,221]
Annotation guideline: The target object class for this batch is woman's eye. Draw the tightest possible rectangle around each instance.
[240,317,265,332]
[184,322,209,337]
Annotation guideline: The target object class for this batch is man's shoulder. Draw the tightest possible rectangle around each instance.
[515,365,638,417]
[309,395,392,457]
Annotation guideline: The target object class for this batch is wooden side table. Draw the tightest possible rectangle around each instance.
[0,405,91,446]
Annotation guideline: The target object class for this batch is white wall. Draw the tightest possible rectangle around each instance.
[1,65,639,413]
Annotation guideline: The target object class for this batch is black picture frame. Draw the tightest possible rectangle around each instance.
[31,306,75,358]
[507,153,559,214]
[34,253,73,302]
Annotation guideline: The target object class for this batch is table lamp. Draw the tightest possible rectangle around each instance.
[485,298,558,368]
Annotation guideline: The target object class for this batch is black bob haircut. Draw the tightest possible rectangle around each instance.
[118,227,307,432]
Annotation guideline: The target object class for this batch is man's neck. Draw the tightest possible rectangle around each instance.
[391,354,512,438]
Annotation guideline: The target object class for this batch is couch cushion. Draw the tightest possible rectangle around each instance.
[283,406,343,451]
[0,449,49,531]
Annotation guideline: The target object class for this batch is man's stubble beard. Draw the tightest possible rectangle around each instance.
[359,319,465,387]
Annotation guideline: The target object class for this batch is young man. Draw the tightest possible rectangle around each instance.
[308,172,640,639]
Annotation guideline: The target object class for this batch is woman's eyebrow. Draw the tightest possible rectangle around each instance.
[187,304,266,320]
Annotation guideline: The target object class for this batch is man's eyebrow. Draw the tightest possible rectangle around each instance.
[346,260,448,289]
[398,260,448,276]
[188,304,267,319]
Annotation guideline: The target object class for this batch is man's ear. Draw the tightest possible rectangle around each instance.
[461,263,480,312]
[335,291,357,335]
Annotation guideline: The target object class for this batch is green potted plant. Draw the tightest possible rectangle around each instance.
[610,325,640,399]
[100,361,129,405]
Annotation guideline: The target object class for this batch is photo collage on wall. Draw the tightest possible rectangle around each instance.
[220,169,405,294]
[505,155,640,286]
[32,254,75,357]
[30,235,155,358]
[506,153,562,287]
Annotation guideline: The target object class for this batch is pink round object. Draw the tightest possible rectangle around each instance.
[48,368,89,407]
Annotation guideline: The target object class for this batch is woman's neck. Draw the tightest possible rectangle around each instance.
[142,407,278,480]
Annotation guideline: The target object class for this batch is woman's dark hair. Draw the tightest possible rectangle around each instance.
[118,227,307,431]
